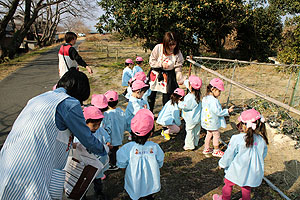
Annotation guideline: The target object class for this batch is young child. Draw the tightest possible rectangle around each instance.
[132,56,144,77]
[117,109,164,200]
[125,71,151,102]
[58,31,92,77]
[122,59,134,87]
[73,106,110,199]
[125,80,150,138]
[201,78,234,157]
[213,108,268,200]
[178,75,202,151]
[156,88,185,140]
[91,94,109,113]
[102,90,126,171]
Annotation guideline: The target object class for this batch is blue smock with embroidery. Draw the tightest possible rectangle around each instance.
[201,95,229,130]
[122,67,133,86]
[125,87,152,102]
[178,93,201,126]
[117,141,164,200]
[219,133,268,187]
[156,100,181,126]
[132,65,143,77]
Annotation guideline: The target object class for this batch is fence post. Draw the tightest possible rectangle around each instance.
[289,66,300,107]
[116,48,118,62]
[106,46,109,58]
[226,59,237,107]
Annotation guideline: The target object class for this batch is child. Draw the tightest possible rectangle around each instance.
[156,88,185,140]
[178,75,202,151]
[122,59,134,87]
[102,90,126,171]
[125,71,151,102]
[125,80,150,137]
[91,94,109,113]
[132,56,144,77]
[58,31,92,77]
[213,108,268,200]
[117,109,164,200]
[201,78,234,157]
[73,106,110,199]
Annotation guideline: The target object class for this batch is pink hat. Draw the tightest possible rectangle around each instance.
[104,90,118,102]
[210,78,225,91]
[238,108,265,130]
[174,88,185,97]
[83,106,104,120]
[136,56,143,62]
[125,58,134,64]
[134,71,147,82]
[131,109,154,136]
[132,80,149,91]
[189,75,202,90]
[91,94,108,109]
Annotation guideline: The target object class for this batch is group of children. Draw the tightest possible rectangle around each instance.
[71,57,269,200]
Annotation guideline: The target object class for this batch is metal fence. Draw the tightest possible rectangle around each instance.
[186,56,300,200]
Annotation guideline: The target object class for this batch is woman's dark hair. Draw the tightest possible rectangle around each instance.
[65,32,77,43]
[192,87,201,103]
[170,93,182,105]
[108,100,118,108]
[163,32,180,55]
[136,61,143,65]
[86,118,102,124]
[100,106,109,113]
[57,68,90,104]
[206,84,214,96]
[237,119,269,147]
[131,131,151,145]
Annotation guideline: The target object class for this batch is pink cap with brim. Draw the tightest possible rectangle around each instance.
[132,80,149,91]
[91,94,108,109]
[125,59,134,64]
[189,75,202,90]
[174,88,185,97]
[210,78,225,91]
[131,109,154,136]
[105,90,118,102]
[136,56,143,62]
[83,106,104,120]
[238,108,261,123]
[134,71,147,82]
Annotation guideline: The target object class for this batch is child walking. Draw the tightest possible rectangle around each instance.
[178,75,202,151]
[213,108,268,200]
[125,71,151,102]
[125,80,150,138]
[157,88,185,140]
[73,106,110,199]
[117,109,164,200]
[201,78,234,157]
[132,56,144,77]
[102,90,126,171]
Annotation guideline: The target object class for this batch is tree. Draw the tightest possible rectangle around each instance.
[97,0,245,56]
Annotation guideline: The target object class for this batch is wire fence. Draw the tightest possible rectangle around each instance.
[187,56,300,200]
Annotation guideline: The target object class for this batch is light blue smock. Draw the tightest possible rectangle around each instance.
[101,107,126,146]
[219,133,268,187]
[156,100,181,126]
[178,93,201,126]
[74,127,110,179]
[117,141,164,200]
[125,96,150,132]
[125,87,152,102]
[132,65,143,77]
[201,95,228,131]
[122,67,133,86]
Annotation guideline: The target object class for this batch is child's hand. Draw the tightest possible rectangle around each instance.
[162,62,169,69]
[228,106,234,113]
[143,104,147,109]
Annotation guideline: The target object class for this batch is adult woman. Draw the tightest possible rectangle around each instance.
[0,69,106,199]
[148,32,185,112]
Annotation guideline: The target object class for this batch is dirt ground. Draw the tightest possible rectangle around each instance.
[77,34,300,200]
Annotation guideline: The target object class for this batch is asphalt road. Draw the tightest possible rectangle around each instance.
[0,41,83,149]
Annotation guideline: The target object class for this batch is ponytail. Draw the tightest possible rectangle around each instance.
[192,87,201,103]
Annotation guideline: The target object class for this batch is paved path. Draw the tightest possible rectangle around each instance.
[0,41,83,148]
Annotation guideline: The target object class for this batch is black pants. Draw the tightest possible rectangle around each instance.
[148,91,171,112]
[139,194,154,200]
[109,146,119,166]
[93,178,103,195]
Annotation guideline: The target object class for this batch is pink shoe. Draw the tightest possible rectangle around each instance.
[202,148,213,155]
[101,174,106,180]
[212,194,223,200]
[212,150,224,158]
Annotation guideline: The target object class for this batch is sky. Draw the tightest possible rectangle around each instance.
[84,7,105,32]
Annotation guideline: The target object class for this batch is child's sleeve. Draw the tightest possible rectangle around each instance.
[263,143,268,159]
[211,100,229,117]
[219,136,238,169]
[173,109,181,127]
[102,128,111,144]
[117,145,129,168]
[178,95,197,111]
[155,144,165,168]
